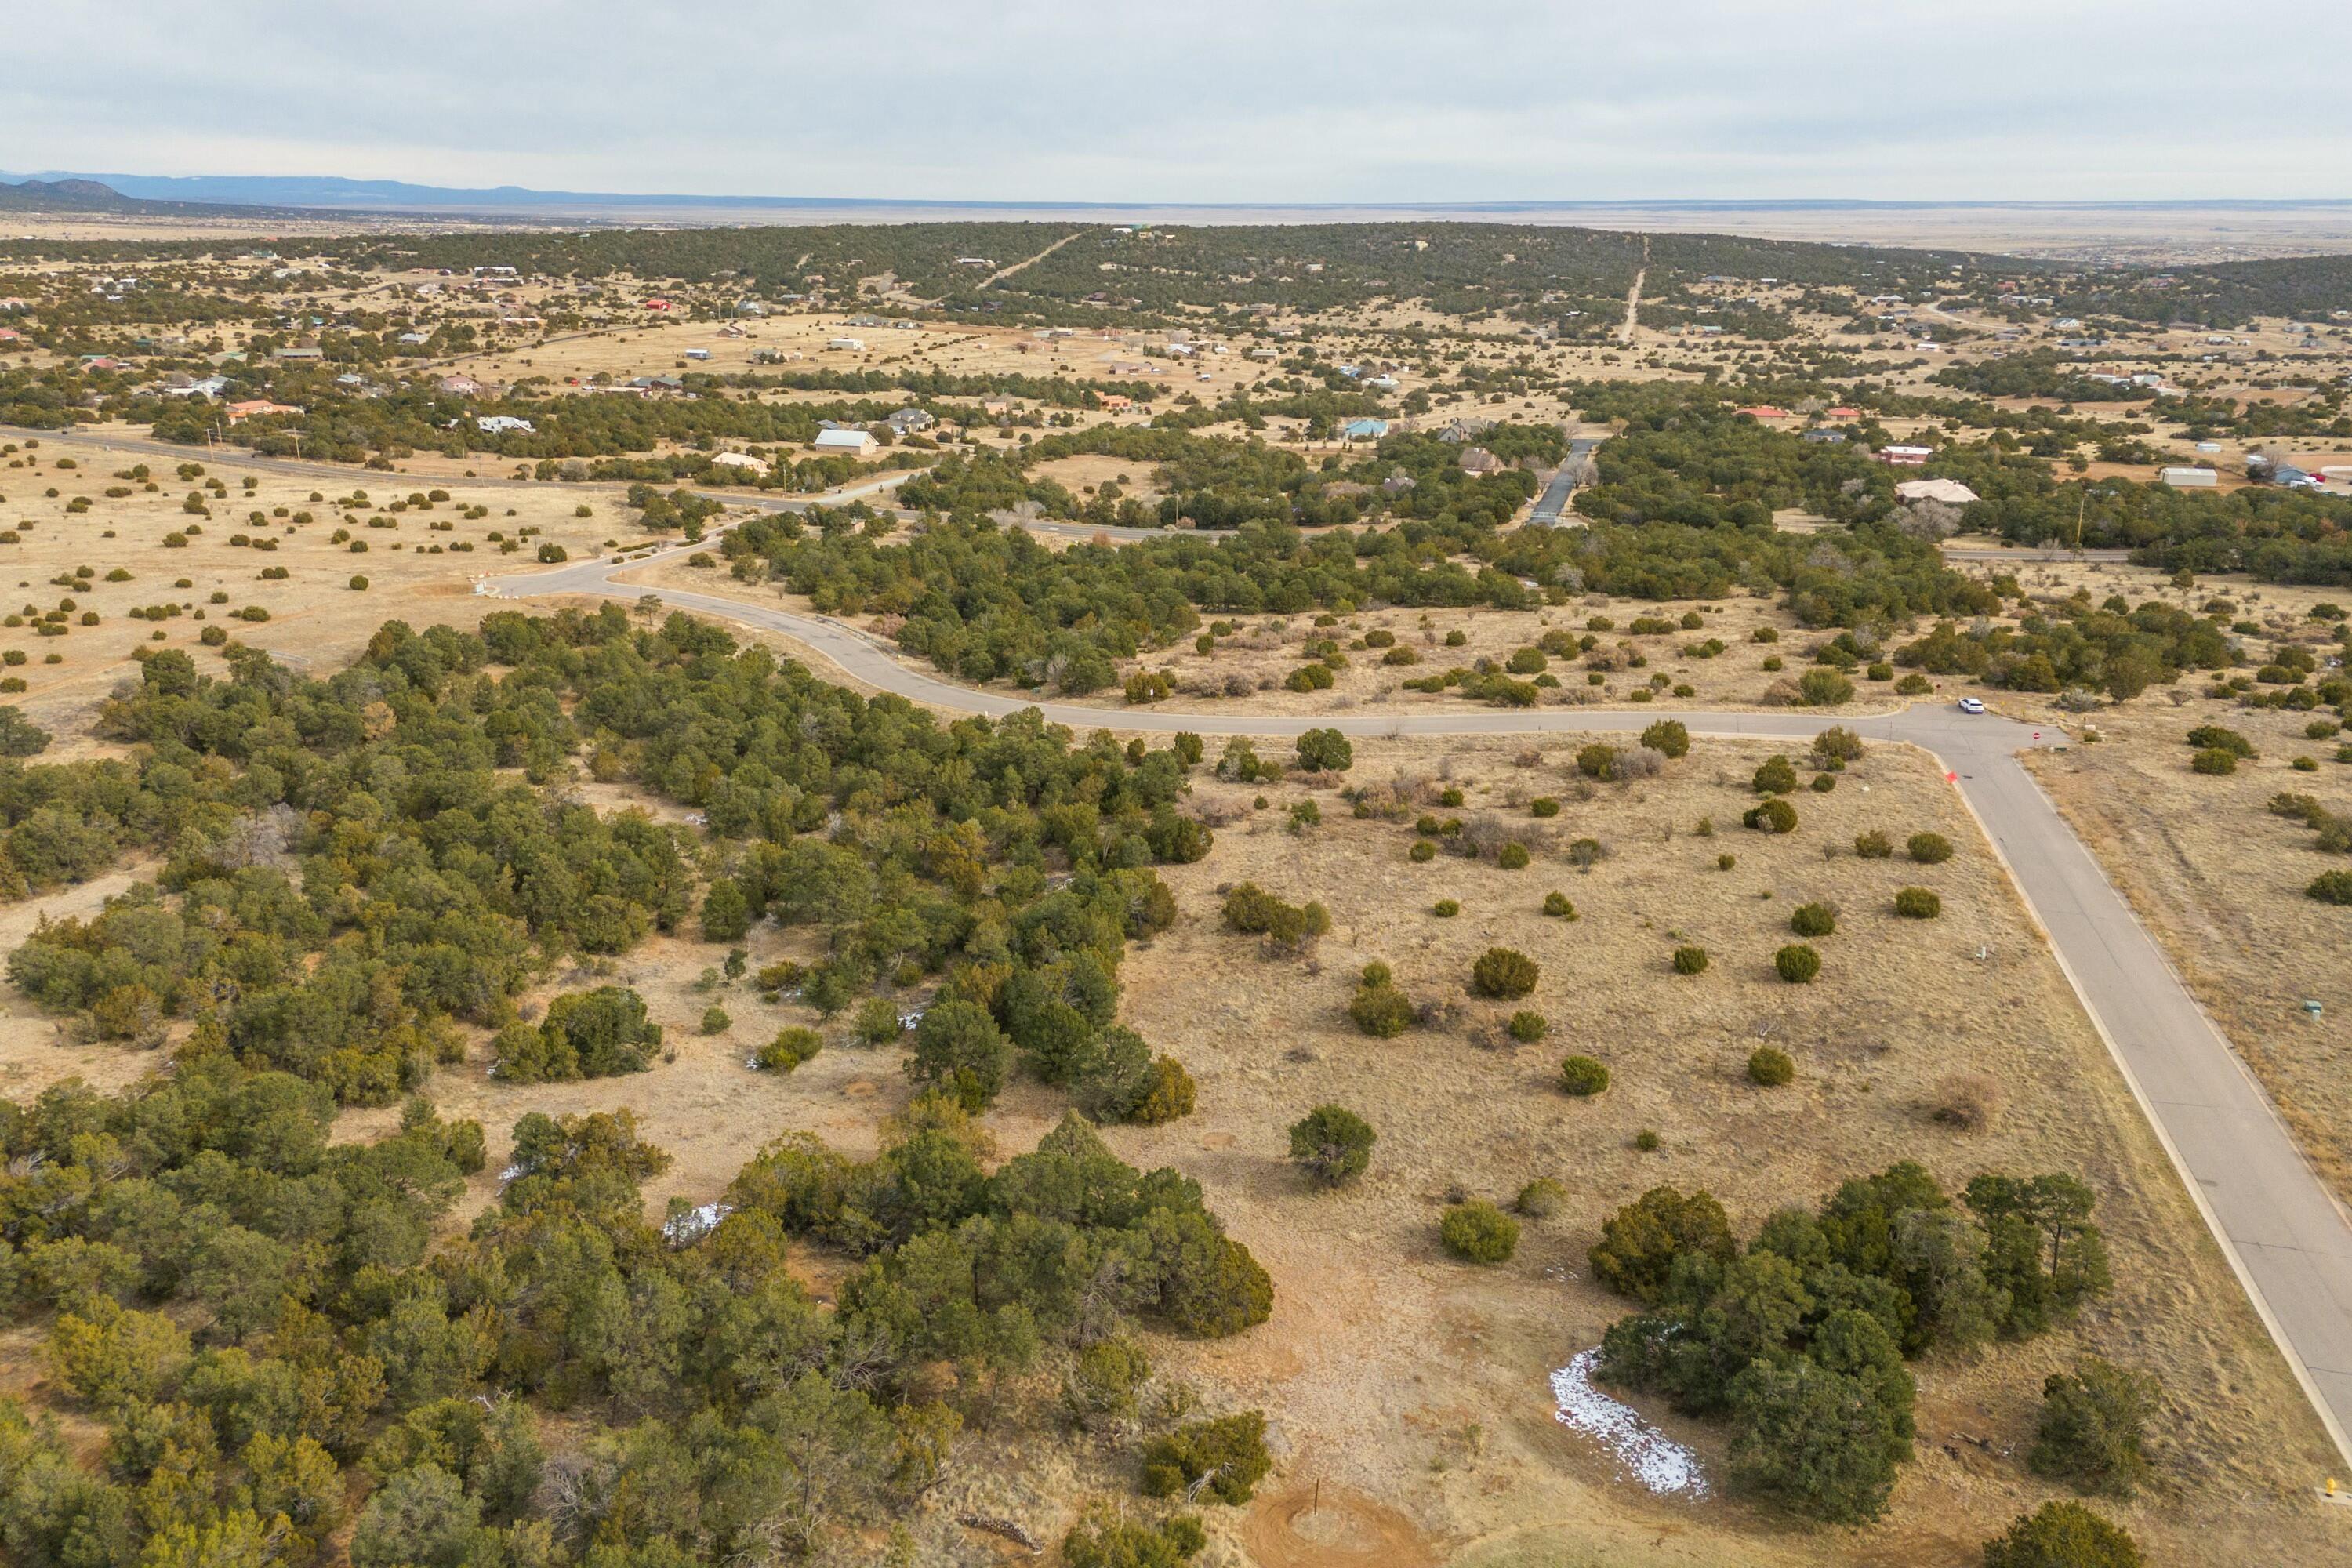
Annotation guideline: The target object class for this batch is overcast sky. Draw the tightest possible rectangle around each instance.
[9,0,2350,203]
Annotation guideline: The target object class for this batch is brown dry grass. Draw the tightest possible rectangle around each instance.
[1065,732,2336,1566]
[0,438,633,744]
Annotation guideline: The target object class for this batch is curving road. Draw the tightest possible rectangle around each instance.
[495,538,2352,1466]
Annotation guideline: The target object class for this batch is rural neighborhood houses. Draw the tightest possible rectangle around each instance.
[813,428,875,453]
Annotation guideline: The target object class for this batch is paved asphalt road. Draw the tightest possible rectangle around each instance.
[496,537,2352,1466]
[1530,437,1599,525]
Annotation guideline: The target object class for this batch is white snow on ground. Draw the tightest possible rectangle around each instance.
[1549,1348,1707,1497]
[663,1202,732,1245]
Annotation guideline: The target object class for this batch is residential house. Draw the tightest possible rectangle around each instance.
[1341,418,1389,440]
[827,338,866,352]
[1097,394,1134,412]
[438,374,485,397]
[273,346,323,361]
[1379,471,1417,496]
[710,451,770,474]
[2158,466,2218,488]
[887,408,935,436]
[1878,445,1932,466]
[1896,478,1979,506]
[476,416,535,434]
[1457,447,1503,474]
[397,331,430,346]
[1799,429,1847,444]
[813,428,875,453]
[225,400,303,423]
[684,348,713,361]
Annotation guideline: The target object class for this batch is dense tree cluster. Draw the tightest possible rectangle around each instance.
[1594,1163,2113,1523]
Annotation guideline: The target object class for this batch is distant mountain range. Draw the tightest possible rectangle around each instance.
[7,172,2351,221]
[0,176,295,217]
[0,172,978,213]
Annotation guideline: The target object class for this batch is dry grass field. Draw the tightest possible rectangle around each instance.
[0,433,645,744]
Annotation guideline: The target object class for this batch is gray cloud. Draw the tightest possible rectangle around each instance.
[7,0,2347,201]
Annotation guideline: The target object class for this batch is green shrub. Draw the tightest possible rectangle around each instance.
[1907,831,1954,864]
[1809,772,1837,793]
[1634,1129,1661,1152]
[1577,743,1621,780]
[1588,1185,1734,1301]
[1063,1512,1207,1568]
[1641,719,1690,758]
[906,1000,1013,1112]
[1980,1502,2143,1568]
[495,985,664,1082]
[1774,945,1821,983]
[2028,1358,2158,1499]
[1508,1010,1548,1042]
[1559,1055,1610,1097]
[2185,724,2255,757]
[1408,839,1436,862]
[1432,898,1459,917]
[1497,842,1530,870]
[347,575,369,590]
[1789,902,1836,938]
[699,1006,731,1035]
[1751,755,1798,794]
[1744,798,1798,834]
[1471,947,1538,998]
[1717,852,1736,870]
[1812,726,1866,764]
[2190,747,2238,775]
[1141,1411,1272,1504]
[853,996,905,1044]
[1530,796,1560,817]
[1893,887,1942,919]
[1542,891,1577,919]
[1748,1046,1795,1086]
[1441,1200,1520,1264]
[1671,946,1709,975]
[1853,829,1893,858]
[2307,869,2352,906]
[1348,967,1416,1037]
[1797,669,1855,706]
[755,1027,822,1073]
[1515,1177,1568,1218]
[1896,673,1933,695]
[1289,1104,1377,1187]
[1127,1056,1198,1125]
[1296,728,1353,771]
[1222,882,1330,949]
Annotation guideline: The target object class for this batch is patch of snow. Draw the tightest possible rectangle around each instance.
[1549,1348,1707,1497]
[664,1202,731,1245]
[897,1008,926,1031]
[496,1163,524,1185]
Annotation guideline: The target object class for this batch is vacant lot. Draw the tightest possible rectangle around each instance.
[0,434,648,744]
